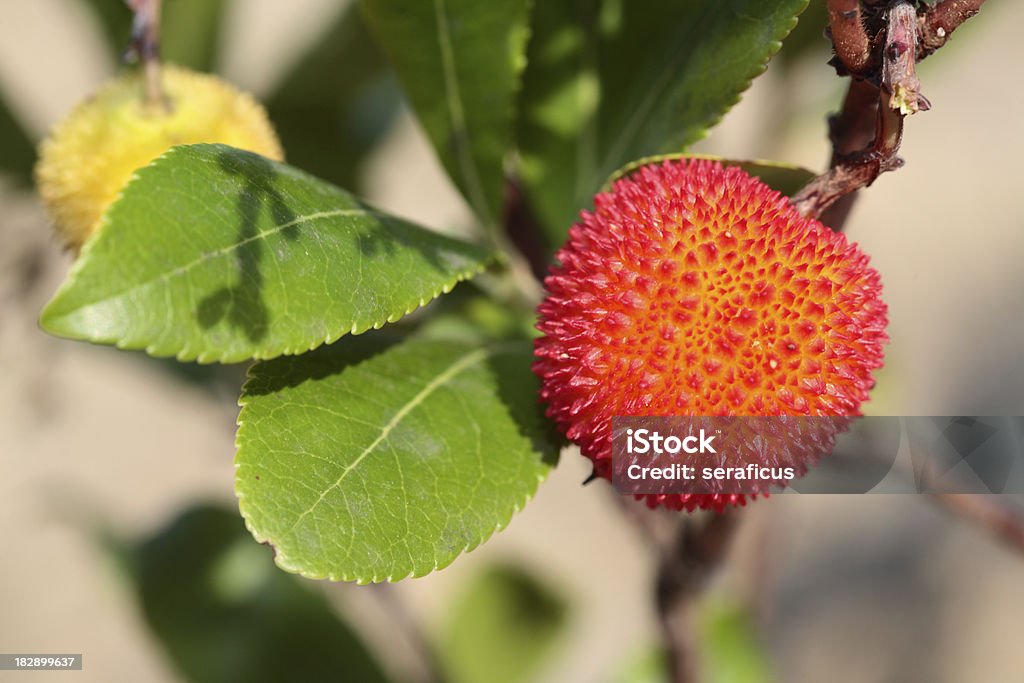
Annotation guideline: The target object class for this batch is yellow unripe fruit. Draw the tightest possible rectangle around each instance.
[35,64,284,250]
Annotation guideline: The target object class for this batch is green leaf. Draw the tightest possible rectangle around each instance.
[40,144,492,363]
[0,89,36,184]
[440,565,569,683]
[236,337,557,582]
[361,0,532,224]
[606,153,817,198]
[774,1,829,67]
[415,281,541,343]
[266,3,400,191]
[125,505,393,683]
[517,0,810,250]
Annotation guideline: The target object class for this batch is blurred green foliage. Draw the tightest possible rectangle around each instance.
[266,4,399,191]
[123,505,393,683]
[697,598,774,683]
[361,0,531,225]
[516,0,810,251]
[775,0,829,68]
[0,92,35,185]
[439,564,569,683]
[607,647,668,683]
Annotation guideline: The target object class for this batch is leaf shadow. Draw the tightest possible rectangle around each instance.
[244,338,562,469]
[243,334,402,397]
[350,208,467,279]
[130,504,393,683]
[194,146,486,346]
[486,348,564,469]
[196,150,300,343]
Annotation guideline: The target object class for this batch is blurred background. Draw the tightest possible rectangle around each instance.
[1,1,1023,681]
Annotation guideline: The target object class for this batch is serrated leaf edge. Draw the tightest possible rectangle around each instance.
[40,144,494,364]
[602,152,817,193]
[648,1,810,157]
[233,342,551,584]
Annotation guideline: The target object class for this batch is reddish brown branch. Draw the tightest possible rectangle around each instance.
[795,0,987,228]
[792,2,920,226]
[911,453,1024,559]
[827,0,872,75]
[920,0,988,58]
[816,79,878,228]
[655,511,740,683]
[930,493,1024,557]
[614,495,742,683]
[829,78,880,157]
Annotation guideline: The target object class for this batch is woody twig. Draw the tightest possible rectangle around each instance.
[792,0,984,230]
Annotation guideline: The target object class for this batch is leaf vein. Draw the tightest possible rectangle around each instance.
[281,347,492,537]
[83,208,370,310]
[432,0,491,220]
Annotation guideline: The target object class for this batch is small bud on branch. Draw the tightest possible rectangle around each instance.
[793,0,985,229]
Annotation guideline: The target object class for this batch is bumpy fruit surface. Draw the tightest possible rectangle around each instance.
[533,159,888,511]
[35,64,284,250]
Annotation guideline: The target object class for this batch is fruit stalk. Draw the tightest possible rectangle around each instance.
[126,0,166,111]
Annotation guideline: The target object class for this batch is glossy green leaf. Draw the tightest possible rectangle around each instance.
[266,3,400,191]
[77,0,227,71]
[412,278,542,344]
[236,337,557,582]
[126,505,393,683]
[361,0,532,224]
[40,144,492,363]
[606,153,817,199]
[517,0,810,249]
[440,564,569,683]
